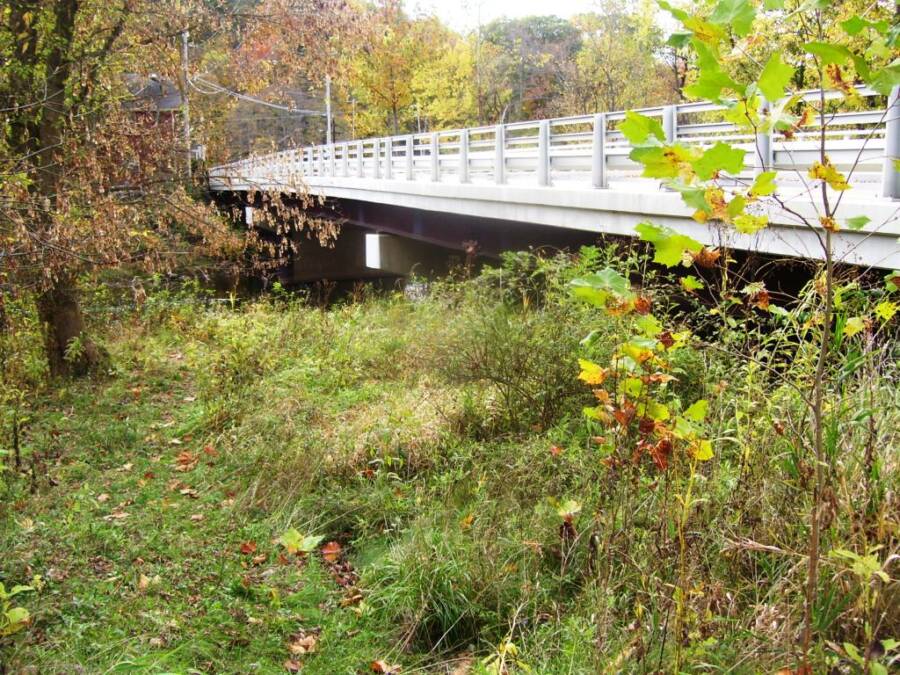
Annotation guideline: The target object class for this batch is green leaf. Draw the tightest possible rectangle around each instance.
[681,275,705,292]
[886,270,900,292]
[635,314,663,337]
[635,221,703,267]
[763,0,784,8]
[684,399,709,422]
[569,268,634,306]
[749,170,777,196]
[867,62,900,96]
[667,31,693,48]
[630,144,700,179]
[803,42,852,66]
[843,316,865,337]
[709,0,756,37]
[757,52,794,102]
[644,400,671,421]
[881,638,899,652]
[278,528,323,555]
[841,16,889,36]
[843,642,864,666]
[620,111,665,146]
[691,142,746,180]
[845,215,870,231]
[669,181,710,212]
[657,0,689,22]
[726,194,747,219]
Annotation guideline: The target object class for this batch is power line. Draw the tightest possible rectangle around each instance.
[189,75,326,115]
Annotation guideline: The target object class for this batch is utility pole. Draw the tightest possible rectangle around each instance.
[325,74,332,145]
[415,101,421,133]
[181,30,192,180]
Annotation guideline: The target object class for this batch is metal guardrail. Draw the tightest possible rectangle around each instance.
[210,85,900,199]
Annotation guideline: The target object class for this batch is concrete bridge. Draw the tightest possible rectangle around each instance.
[208,86,900,279]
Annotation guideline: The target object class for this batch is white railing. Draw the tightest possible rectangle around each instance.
[210,85,900,199]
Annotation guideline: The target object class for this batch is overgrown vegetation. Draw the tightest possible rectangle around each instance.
[0,246,897,672]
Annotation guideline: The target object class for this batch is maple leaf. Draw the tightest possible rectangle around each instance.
[240,541,258,555]
[634,295,652,315]
[549,445,563,457]
[320,541,342,562]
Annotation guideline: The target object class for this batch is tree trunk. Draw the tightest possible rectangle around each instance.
[36,279,103,377]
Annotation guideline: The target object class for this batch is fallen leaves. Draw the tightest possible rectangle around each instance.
[288,629,319,655]
[240,541,258,555]
[371,660,401,674]
[320,541,342,563]
[174,451,198,472]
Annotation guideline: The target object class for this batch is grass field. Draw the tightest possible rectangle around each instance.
[1,251,898,673]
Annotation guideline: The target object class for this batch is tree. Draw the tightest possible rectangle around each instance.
[341,0,446,136]
[555,1,675,115]
[623,0,898,668]
[479,15,581,121]
[1,1,240,376]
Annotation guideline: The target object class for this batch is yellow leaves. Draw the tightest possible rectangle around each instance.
[809,158,850,191]
[843,316,865,337]
[733,213,768,234]
[875,300,897,322]
[690,439,714,461]
[577,359,608,385]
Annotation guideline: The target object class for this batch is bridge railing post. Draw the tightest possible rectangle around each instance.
[458,129,469,183]
[495,125,505,185]
[328,144,336,177]
[882,85,899,200]
[384,137,393,179]
[662,105,677,143]
[341,143,349,177]
[317,147,325,177]
[373,140,380,179]
[430,133,440,182]
[405,135,414,180]
[537,120,550,186]
[356,141,364,177]
[755,98,773,177]
[592,113,607,189]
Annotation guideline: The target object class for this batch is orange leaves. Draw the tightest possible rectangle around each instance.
[692,247,721,269]
[633,295,652,315]
[549,444,563,457]
[320,541,342,563]
[174,451,198,472]
[371,660,402,674]
[613,403,636,427]
[240,541,258,555]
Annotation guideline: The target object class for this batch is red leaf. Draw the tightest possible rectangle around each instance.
[240,541,257,555]
[549,445,563,457]
[371,660,401,674]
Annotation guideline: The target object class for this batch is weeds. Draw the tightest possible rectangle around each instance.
[0,248,897,671]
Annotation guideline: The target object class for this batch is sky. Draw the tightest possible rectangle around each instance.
[411,0,602,31]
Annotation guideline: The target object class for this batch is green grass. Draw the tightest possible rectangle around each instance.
[1,253,898,673]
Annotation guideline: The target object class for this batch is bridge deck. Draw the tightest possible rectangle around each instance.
[210,87,900,269]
